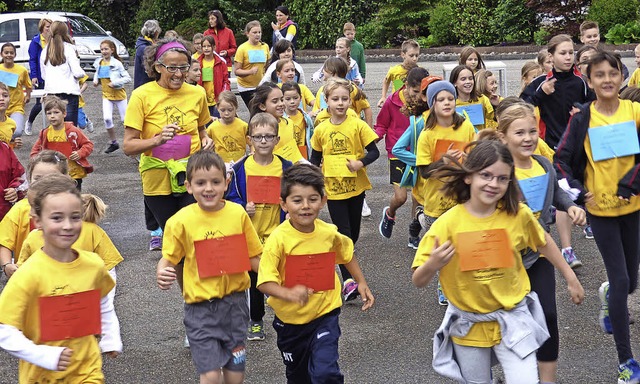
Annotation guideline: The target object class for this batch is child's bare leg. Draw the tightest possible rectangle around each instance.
[221,369,244,384]
[538,360,557,383]
[200,369,222,384]
[556,211,573,249]
[388,184,407,217]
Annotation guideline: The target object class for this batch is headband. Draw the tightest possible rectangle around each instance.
[155,42,188,61]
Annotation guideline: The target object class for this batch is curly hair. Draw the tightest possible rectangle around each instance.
[143,37,191,80]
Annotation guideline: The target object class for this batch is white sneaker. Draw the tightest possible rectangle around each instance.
[24,121,32,135]
[184,335,190,348]
[361,199,371,217]
[86,118,94,133]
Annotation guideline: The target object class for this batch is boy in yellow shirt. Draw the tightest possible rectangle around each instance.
[0,82,20,148]
[226,112,293,341]
[377,39,420,107]
[257,163,374,383]
[156,150,262,384]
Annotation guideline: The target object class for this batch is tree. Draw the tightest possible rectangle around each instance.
[491,0,537,43]
[526,0,591,37]
[450,0,498,46]
[588,0,639,38]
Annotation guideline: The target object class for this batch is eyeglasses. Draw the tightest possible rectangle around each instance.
[250,134,277,142]
[477,171,511,185]
[157,62,190,73]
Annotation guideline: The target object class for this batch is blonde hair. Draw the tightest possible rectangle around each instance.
[244,20,261,34]
[45,21,73,66]
[474,69,495,98]
[496,102,536,136]
[217,91,238,110]
[343,22,355,32]
[30,174,80,218]
[401,39,420,53]
[82,194,107,223]
[39,18,53,33]
[43,95,67,113]
[520,61,542,93]
[0,82,8,94]
[323,77,351,100]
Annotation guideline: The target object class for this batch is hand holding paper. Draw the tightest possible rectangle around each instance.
[287,285,311,306]
[156,124,181,146]
[57,348,73,371]
[245,201,256,217]
[346,158,363,173]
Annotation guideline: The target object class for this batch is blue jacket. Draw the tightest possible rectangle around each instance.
[391,114,425,187]
[225,155,293,223]
[134,37,153,89]
[284,109,315,159]
[92,57,131,89]
[28,34,44,84]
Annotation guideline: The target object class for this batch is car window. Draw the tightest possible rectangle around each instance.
[66,16,105,36]
[26,19,41,39]
[0,19,19,43]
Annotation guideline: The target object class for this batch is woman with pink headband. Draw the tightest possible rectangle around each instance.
[123,37,213,265]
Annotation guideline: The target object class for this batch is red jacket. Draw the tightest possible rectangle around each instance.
[203,27,237,69]
[197,53,231,103]
[0,142,25,220]
[31,122,94,173]
[374,88,410,158]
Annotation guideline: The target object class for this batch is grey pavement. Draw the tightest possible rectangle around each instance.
[0,57,638,383]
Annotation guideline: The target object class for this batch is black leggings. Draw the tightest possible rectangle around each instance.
[588,211,640,363]
[144,199,160,232]
[327,192,365,281]
[144,193,196,230]
[28,81,44,124]
[526,257,558,362]
[249,271,264,322]
[239,90,256,110]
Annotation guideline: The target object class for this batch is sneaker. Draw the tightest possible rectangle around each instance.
[105,141,120,154]
[184,335,190,348]
[149,236,162,251]
[247,321,265,341]
[361,199,371,217]
[437,281,448,306]
[408,236,420,250]
[24,121,32,136]
[342,278,360,302]
[379,206,395,239]
[86,118,95,133]
[561,247,583,269]
[415,205,427,230]
[599,281,613,334]
[618,358,640,384]
[584,225,594,239]
[409,219,422,238]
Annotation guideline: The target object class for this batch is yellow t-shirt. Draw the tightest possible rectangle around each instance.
[46,127,87,180]
[629,68,640,88]
[274,117,304,163]
[411,112,430,206]
[245,155,283,242]
[412,203,545,347]
[385,64,409,91]
[0,117,16,144]
[201,58,216,106]
[257,219,353,324]
[584,100,640,217]
[0,249,114,384]
[310,115,379,200]
[78,75,89,108]
[234,41,270,89]
[457,95,495,130]
[206,117,248,163]
[415,120,476,217]
[314,108,358,127]
[99,60,127,101]
[515,160,546,220]
[279,83,315,110]
[312,85,370,115]
[124,81,210,196]
[287,110,307,148]
[0,198,32,257]
[18,222,124,270]
[1,64,31,115]
[534,139,554,162]
[192,52,202,61]
[162,202,263,303]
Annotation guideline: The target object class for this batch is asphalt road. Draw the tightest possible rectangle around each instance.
[0,57,638,384]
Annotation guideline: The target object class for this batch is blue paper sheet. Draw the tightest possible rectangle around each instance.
[518,172,549,213]
[0,70,19,88]
[97,65,110,79]
[247,49,267,64]
[588,120,640,161]
[456,103,485,126]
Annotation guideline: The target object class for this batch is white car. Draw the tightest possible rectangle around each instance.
[0,11,129,71]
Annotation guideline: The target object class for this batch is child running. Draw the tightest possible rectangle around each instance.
[554,51,640,384]
[0,139,24,221]
[312,38,363,88]
[281,81,314,159]
[226,112,293,341]
[275,60,314,110]
[261,40,305,85]
[198,35,230,118]
[0,42,31,138]
[412,140,584,384]
[205,91,248,167]
[458,46,485,73]
[449,64,495,130]
[31,96,94,190]
[0,82,21,149]
[92,39,131,154]
[234,20,270,108]
[257,163,374,383]
[157,150,263,384]
[0,173,121,383]
[376,67,429,241]
[0,150,68,279]
[310,77,379,301]
[377,39,420,107]
[343,22,366,85]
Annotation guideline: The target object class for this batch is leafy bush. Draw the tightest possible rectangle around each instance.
[358,19,388,49]
[450,0,497,46]
[605,22,640,45]
[427,3,457,46]
[588,0,639,39]
[491,0,536,43]
[534,27,550,45]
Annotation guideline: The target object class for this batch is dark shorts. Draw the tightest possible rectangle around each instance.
[184,291,249,374]
[389,158,406,185]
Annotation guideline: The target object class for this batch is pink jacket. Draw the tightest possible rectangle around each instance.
[374,89,410,158]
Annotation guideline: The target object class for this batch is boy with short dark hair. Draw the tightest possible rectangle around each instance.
[226,112,293,341]
[156,150,263,384]
[343,23,366,85]
[579,20,629,80]
[257,163,374,383]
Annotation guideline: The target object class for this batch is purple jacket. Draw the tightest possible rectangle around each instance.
[374,89,409,158]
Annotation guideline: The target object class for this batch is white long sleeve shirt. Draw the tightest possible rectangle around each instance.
[41,42,85,95]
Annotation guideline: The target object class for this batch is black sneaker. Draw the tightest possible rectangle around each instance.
[378,206,395,239]
[105,142,120,154]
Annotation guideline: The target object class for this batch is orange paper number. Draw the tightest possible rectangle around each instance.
[46,141,73,158]
[284,252,335,292]
[433,140,466,162]
[39,289,101,342]
[194,234,251,278]
[246,176,281,204]
[456,229,513,271]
